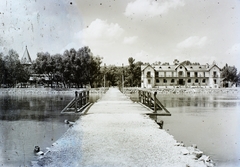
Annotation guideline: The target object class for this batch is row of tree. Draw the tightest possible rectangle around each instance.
[1,46,239,88]
[32,47,102,88]
[0,47,143,88]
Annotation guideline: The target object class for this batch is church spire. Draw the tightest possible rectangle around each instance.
[21,46,32,65]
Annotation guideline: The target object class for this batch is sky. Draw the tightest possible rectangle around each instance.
[0,0,239,69]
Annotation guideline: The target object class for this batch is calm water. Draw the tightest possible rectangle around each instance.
[0,92,102,167]
[130,92,240,167]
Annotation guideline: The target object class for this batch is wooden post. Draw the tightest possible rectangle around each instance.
[83,91,86,105]
[87,90,89,103]
[154,92,157,113]
[143,91,145,104]
[79,91,82,108]
[148,92,151,107]
[75,91,78,112]
[138,90,141,103]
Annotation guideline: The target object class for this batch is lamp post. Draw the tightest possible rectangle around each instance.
[122,63,124,91]
[104,63,106,88]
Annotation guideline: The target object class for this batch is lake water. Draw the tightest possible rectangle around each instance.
[130,92,240,167]
[0,92,102,167]
[1,90,240,166]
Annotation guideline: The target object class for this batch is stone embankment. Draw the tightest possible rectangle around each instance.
[0,88,108,96]
[123,87,240,94]
[32,88,214,167]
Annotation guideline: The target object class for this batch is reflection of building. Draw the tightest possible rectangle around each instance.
[141,61,221,88]
[20,46,32,65]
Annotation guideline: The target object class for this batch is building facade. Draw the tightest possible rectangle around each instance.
[141,62,222,88]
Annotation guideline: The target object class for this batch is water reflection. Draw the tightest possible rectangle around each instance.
[129,92,240,166]
[157,94,240,109]
[0,92,102,166]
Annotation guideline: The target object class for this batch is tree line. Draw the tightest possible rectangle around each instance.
[0,46,143,88]
[0,47,239,88]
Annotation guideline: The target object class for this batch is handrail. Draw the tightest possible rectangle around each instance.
[61,90,90,113]
[138,90,171,116]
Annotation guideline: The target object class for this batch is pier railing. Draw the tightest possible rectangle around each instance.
[61,90,90,114]
[138,90,171,116]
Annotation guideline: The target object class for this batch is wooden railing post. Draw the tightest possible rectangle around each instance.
[79,91,82,108]
[75,91,78,112]
[147,92,151,107]
[83,91,86,105]
[143,91,145,104]
[138,90,141,103]
[154,92,157,113]
[87,90,89,103]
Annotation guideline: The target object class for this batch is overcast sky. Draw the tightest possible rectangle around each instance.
[0,0,239,69]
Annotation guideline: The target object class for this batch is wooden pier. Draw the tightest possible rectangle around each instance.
[36,87,208,167]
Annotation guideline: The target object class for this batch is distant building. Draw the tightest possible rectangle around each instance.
[20,46,32,65]
[141,61,222,88]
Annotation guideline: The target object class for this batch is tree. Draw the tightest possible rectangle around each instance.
[3,49,25,87]
[221,64,238,86]
[162,62,170,65]
[0,53,5,86]
[126,57,135,87]
[132,61,143,87]
[105,65,119,86]
[122,57,143,87]
[173,59,179,65]
[237,72,240,87]
[181,60,192,65]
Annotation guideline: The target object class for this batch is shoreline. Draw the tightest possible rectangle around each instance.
[0,87,108,96]
[123,87,240,94]
[0,87,239,95]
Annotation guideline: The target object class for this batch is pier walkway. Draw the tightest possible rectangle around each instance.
[34,88,208,167]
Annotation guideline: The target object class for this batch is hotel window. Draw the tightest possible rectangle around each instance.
[171,79,175,83]
[164,79,167,83]
[194,72,198,77]
[147,71,151,78]
[202,79,206,83]
[195,79,198,83]
[188,79,191,83]
[187,72,190,77]
[156,79,160,83]
[148,79,151,84]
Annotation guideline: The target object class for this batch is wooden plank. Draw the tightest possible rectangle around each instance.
[146,113,171,116]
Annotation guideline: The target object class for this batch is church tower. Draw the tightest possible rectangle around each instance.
[20,46,32,65]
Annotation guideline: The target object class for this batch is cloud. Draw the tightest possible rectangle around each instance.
[82,19,124,44]
[124,0,185,18]
[226,43,240,55]
[177,36,208,49]
[134,50,160,63]
[123,36,138,44]
[0,0,82,57]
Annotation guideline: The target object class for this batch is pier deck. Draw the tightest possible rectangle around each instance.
[34,88,207,167]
